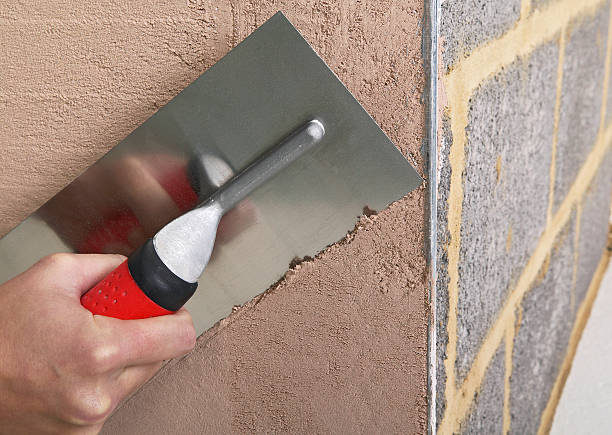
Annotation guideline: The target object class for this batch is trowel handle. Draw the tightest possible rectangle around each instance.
[80,260,173,319]
[81,239,198,319]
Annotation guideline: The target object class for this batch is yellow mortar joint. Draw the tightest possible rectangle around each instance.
[534,252,551,288]
[506,225,513,253]
[439,0,612,426]
[547,28,566,227]
[520,0,532,21]
[441,95,468,412]
[502,319,516,434]
[537,250,611,434]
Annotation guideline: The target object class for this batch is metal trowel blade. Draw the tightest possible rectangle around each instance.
[0,12,422,334]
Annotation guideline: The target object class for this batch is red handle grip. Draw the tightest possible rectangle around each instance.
[81,260,173,319]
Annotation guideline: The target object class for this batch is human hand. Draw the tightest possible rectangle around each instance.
[0,253,196,434]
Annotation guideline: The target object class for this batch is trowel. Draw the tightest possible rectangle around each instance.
[0,13,422,327]
[81,120,326,318]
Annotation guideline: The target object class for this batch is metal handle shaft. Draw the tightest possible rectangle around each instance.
[210,119,325,213]
[152,119,326,283]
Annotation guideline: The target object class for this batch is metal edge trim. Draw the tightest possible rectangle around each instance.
[422,0,440,433]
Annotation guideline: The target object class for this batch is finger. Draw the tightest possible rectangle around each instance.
[44,418,104,435]
[72,254,127,295]
[96,309,196,367]
[31,253,126,297]
[59,422,104,435]
[112,361,163,405]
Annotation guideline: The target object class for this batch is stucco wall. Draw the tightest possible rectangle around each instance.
[0,1,429,433]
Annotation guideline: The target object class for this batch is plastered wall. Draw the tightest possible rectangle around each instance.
[436,0,612,433]
[0,1,429,433]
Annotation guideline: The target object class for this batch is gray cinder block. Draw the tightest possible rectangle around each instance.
[554,6,609,212]
[575,151,612,310]
[440,0,521,71]
[461,342,505,434]
[456,41,558,381]
[510,215,576,434]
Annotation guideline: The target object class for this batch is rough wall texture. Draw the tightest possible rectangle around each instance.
[436,0,612,433]
[461,342,505,434]
[440,0,521,72]
[510,216,576,434]
[457,39,557,381]
[0,1,429,433]
[554,6,609,213]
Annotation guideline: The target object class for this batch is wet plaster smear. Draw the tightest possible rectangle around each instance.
[0,1,428,432]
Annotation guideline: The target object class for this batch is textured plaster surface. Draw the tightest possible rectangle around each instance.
[461,342,504,435]
[510,216,575,435]
[440,0,521,71]
[456,41,557,381]
[0,1,429,432]
[554,5,609,213]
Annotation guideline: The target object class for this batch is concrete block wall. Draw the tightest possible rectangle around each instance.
[436,0,612,433]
